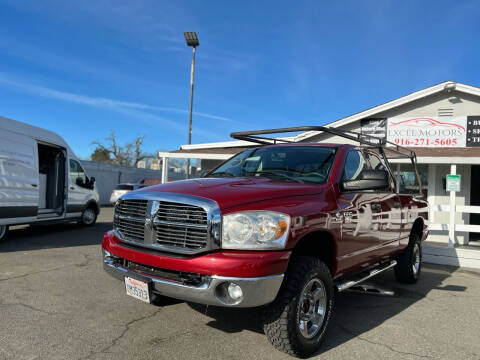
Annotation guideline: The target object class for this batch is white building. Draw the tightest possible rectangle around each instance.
[159,80,480,269]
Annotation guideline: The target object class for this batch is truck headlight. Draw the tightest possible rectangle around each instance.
[222,211,290,250]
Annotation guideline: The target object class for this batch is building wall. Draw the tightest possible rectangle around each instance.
[201,159,224,172]
[308,89,480,143]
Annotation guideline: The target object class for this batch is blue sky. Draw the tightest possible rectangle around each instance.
[1,0,479,158]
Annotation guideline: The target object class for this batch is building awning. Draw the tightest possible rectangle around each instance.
[413,147,480,157]
[391,147,480,164]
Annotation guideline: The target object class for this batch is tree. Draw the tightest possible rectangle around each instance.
[91,131,149,167]
[91,147,111,163]
[125,134,148,167]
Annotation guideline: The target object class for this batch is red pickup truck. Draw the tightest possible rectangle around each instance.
[102,126,428,357]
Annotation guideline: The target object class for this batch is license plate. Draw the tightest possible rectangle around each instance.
[124,277,150,303]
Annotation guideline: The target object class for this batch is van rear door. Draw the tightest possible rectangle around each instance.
[0,132,39,224]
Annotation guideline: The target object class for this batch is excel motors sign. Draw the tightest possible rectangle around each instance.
[386,117,467,147]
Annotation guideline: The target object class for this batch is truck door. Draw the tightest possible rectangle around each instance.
[365,152,402,254]
[337,149,383,273]
[394,163,428,243]
[0,133,39,225]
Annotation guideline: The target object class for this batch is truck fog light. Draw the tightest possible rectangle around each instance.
[227,283,243,300]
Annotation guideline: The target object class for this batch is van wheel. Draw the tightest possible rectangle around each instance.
[395,233,422,284]
[263,257,334,358]
[79,207,97,226]
[0,225,8,243]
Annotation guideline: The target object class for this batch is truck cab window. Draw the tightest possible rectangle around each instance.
[343,150,367,181]
[365,152,393,190]
[70,159,88,188]
[394,163,428,196]
[365,152,386,171]
[208,146,337,184]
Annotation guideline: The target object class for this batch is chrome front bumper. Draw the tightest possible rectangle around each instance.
[103,250,284,307]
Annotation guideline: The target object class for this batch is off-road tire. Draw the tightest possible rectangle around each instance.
[78,207,97,227]
[0,225,8,243]
[394,233,422,284]
[263,257,334,358]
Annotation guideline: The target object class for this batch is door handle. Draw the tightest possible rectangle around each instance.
[31,184,38,187]
[70,186,75,190]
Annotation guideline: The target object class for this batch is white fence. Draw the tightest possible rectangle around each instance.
[430,204,480,232]
[429,204,480,246]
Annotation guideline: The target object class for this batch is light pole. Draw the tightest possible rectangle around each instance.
[184,31,199,179]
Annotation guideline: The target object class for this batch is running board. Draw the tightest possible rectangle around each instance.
[336,260,397,292]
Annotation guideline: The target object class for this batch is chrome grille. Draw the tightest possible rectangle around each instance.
[112,194,220,255]
[113,199,148,242]
[154,201,208,250]
[115,199,148,218]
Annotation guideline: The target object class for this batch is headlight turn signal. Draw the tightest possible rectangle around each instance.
[222,211,291,250]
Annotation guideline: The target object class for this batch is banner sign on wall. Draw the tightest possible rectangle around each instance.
[361,118,386,144]
[466,116,480,147]
[386,117,467,147]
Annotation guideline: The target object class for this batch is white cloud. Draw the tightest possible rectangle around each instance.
[0,74,241,129]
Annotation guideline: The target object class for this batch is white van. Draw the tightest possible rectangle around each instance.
[0,116,100,242]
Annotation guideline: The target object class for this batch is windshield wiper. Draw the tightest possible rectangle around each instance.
[246,171,304,184]
[206,171,236,178]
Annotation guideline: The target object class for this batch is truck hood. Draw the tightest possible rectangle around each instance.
[139,177,328,210]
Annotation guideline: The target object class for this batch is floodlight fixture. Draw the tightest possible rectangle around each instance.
[184,32,199,47]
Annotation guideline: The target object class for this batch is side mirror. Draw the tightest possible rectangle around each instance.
[342,170,390,191]
[199,170,209,178]
[76,177,84,187]
[89,176,96,189]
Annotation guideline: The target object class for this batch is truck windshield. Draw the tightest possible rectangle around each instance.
[207,146,337,184]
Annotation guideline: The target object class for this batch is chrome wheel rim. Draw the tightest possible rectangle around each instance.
[0,225,5,239]
[413,243,421,275]
[298,278,327,339]
[83,209,95,224]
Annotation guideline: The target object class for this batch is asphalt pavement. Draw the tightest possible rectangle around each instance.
[0,208,479,360]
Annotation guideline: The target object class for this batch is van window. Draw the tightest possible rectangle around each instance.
[70,160,88,188]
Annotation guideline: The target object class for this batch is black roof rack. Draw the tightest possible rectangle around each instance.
[231,126,422,195]
[231,126,416,160]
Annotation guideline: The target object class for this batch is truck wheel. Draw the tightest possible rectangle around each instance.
[79,207,97,227]
[0,225,8,243]
[263,257,334,358]
[394,233,422,284]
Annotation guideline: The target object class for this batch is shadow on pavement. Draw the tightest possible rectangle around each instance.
[317,265,462,357]
[188,303,265,334]
[0,220,112,252]
[187,264,464,357]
